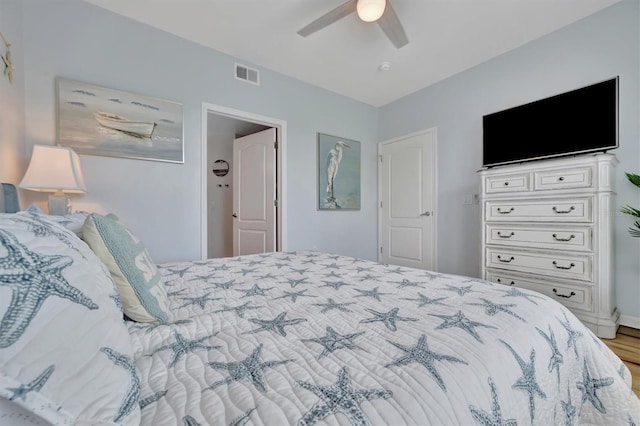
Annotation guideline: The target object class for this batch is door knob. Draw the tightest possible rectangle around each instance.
[420,211,431,217]
[232,213,238,218]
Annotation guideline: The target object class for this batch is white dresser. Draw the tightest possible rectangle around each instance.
[479,154,619,338]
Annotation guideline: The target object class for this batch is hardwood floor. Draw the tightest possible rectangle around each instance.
[603,326,640,397]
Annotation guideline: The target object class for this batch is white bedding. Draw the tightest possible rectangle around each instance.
[129,251,640,425]
[0,212,140,425]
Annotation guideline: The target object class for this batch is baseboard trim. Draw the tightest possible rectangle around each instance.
[620,315,640,330]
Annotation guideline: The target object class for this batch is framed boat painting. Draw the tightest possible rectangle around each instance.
[317,132,361,210]
[56,78,184,163]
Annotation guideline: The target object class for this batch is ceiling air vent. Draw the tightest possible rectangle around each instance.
[235,63,259,85]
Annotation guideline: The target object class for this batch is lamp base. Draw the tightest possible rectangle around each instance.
[48,195,70,216]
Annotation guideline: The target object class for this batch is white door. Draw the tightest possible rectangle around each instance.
[379,129,436,270]
[233,128,276,256]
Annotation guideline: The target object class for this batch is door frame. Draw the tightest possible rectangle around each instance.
[201,102,287,259]
[377,127,438,270]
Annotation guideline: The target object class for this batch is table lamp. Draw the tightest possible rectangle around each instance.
[19,145,87,215]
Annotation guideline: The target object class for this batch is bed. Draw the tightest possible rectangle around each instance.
[1,205,639,425]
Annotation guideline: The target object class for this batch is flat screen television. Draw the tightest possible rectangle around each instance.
[482,77,618,167]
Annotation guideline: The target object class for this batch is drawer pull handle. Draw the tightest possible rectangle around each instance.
[552,233,575,242]
[497,207,515,214]
[504,182,509,186]
[553,289,576,299]
[497,231,515,239]
[558,176,565,181]
[552,206,575,214]
[497,255,515,263]
[552,261,575,270]
[496,278,516,286]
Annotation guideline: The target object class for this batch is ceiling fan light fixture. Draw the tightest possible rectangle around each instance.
[356,0,386,22]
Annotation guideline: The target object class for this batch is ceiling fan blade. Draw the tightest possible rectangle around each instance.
[377,1,408,48]
[297,0,358,37]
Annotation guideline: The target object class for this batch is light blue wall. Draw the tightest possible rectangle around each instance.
[0,0,26,185]
[379,0,640,322]
[20,0,379,263]
[11,0,640,321]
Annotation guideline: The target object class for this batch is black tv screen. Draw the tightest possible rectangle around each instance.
[483,77,618,167]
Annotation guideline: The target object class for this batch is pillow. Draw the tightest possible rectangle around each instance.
[25,204,89,238]
[0,212,141,425]
[83,213,170,324]
[0,183,19,214]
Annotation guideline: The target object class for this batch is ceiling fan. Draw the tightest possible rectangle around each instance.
[297,0,409,49]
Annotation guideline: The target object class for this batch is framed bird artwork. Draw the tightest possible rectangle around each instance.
[317,133,361,210]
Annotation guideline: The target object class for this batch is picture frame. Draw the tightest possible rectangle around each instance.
[56,78,184,163]
[317,132,361,210]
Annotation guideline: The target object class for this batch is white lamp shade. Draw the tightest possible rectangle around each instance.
[357,0,386,22]
[20,145,87,194]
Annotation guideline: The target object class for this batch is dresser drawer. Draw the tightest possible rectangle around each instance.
[485,198,592,222]
[534,166,592,191]
[484,173,530,194]
[485,270,592,312]
[485,224,591,251]
[485,248,592,281]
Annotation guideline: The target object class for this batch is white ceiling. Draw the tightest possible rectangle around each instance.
[84,0,620,107]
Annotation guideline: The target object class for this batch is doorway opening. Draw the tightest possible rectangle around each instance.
[201,103,287,259]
